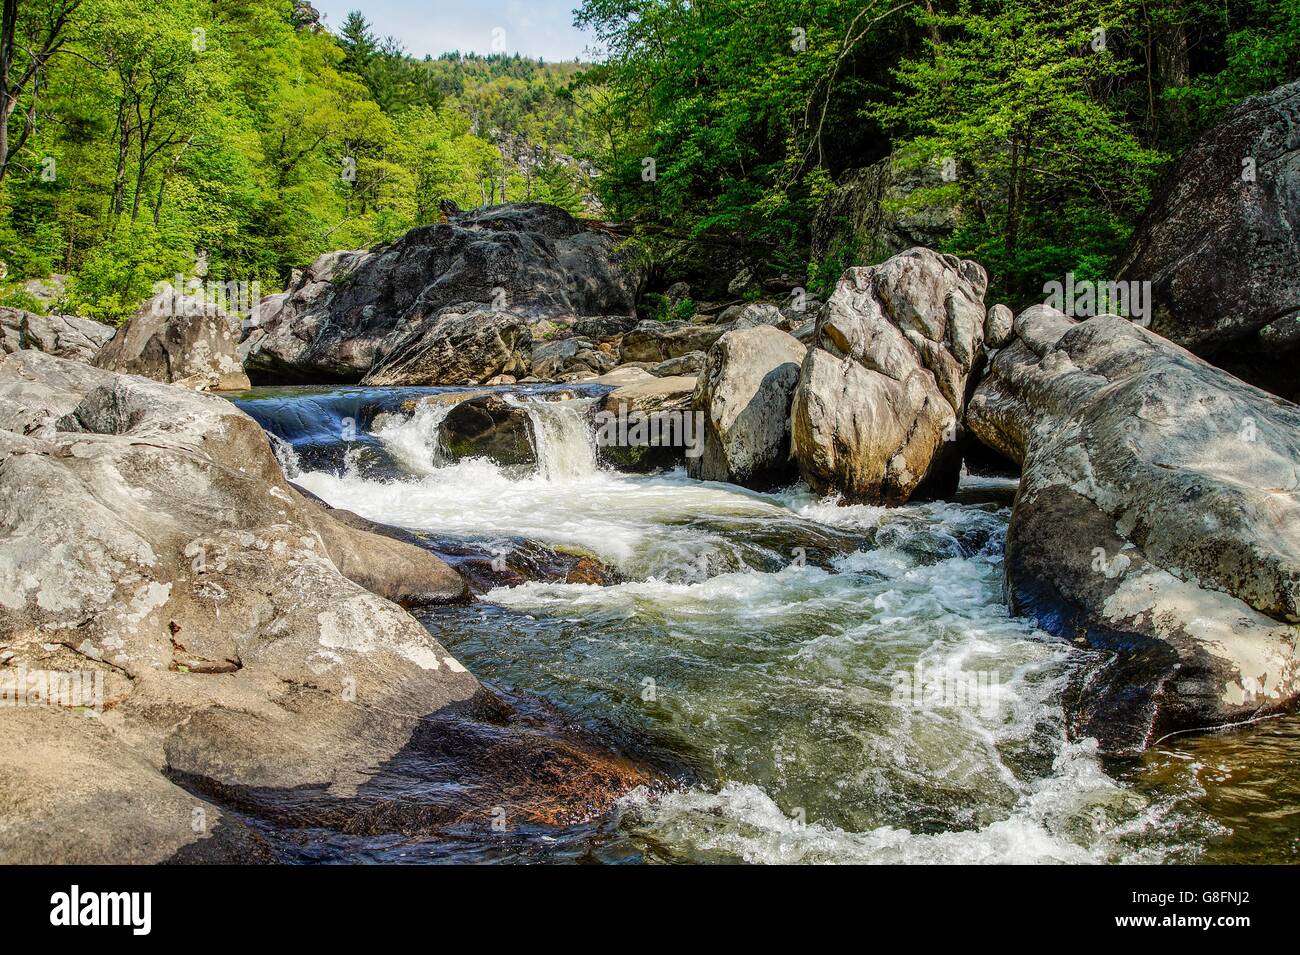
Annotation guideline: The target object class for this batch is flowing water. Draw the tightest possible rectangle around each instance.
[231,385,1300,864]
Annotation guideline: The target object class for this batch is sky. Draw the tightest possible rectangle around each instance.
[310,1,600,62]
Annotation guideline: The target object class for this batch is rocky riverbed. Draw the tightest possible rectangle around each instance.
[2,129,1298,861]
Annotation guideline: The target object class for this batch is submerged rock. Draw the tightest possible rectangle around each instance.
[0,351,652,861]
[689,326,805,488]
[791,248,988,504]
[94,288,250,390]
[967,307,1300,752]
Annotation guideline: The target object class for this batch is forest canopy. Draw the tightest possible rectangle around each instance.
[575,0,1299,302]
[0,0,595,321]
[1,0,1296,319]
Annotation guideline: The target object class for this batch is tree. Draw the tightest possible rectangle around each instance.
[0,0,84,181]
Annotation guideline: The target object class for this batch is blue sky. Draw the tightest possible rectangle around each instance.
[311,1,599,61]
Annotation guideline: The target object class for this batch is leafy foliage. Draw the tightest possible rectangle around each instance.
[0,1,596,321]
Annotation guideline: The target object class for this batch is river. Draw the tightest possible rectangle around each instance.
[230,384,1300,864]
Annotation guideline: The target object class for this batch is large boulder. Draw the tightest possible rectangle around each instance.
[242,202,643,384]
[95,287,250,390]
[0,308,113,363]
[967,307,1300,753]
[361,302,532,386]
[688,326,805,487]
[790,248,988,504]
[1117,78,1300,398]
[0,351,650,861]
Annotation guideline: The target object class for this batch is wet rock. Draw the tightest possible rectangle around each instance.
[598,375,698,473]
[424,537,623,594]
[0,308,113,363]
[438,393,535,467]
[243,202,643,384]
[791,248,987,504]
[967,307,1300,752]
[94,288,250,390]
[689,326,804,488]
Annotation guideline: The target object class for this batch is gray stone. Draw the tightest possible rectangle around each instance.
[650,351,706,377]
[790,248,986,504]
[361,302,531,386]
[620,320,730,364]
[95,288,249,390]
[243,202,643,383]
[1117,79,1300,390]
[967,308,1300,752]
[0,308,113,363]
[689,326,805,487]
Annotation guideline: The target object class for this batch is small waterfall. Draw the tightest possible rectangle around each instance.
[267,431,301,478]
[373,400,455,475]
[514,396,600,482]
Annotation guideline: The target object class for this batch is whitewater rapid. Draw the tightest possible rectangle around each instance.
[247,389,1216,863]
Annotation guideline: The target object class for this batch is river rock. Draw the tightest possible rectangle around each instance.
[620,320,730,364]
[532,337,615,380]
[438,393,535,467]
[94,288,250,390]
[967,307,1300,752]
[598,374,698,472]
[1117,78,1300,398]
[0,308,114,363]
[688,326,805,488]
[651,351,706,377]
[0,350,648,861]
[361,303,531,386]
[243,202,643,384]
[790,248,987,504]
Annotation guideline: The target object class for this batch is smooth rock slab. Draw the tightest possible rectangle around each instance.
[967,307,1300,752]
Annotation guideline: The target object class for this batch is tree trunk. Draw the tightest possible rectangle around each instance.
[1153,20,1190,144]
